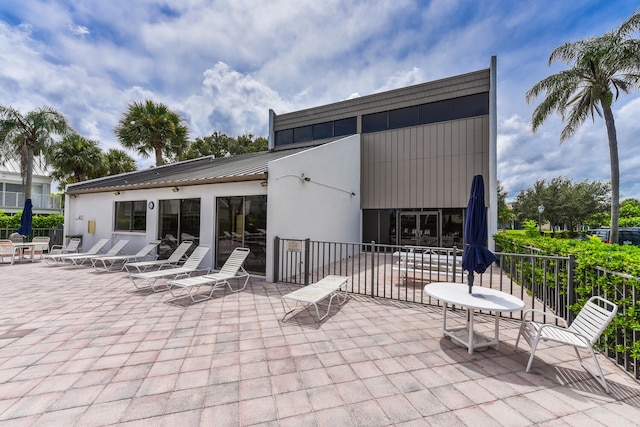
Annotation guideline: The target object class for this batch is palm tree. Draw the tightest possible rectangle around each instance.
[0,105,71,199]
[48,134,107,185]
[114,100,189,166]
[526,12,640,244]
[104,149,137,176]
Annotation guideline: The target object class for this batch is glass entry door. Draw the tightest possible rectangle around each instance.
[398,211,439,247]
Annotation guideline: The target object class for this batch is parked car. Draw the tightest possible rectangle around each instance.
[588,228,640,246]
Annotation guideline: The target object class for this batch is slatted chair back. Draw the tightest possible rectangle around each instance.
[181,245,211,270]
[219,247,251,277]
[166,241,193,263]
[568,296,618,346]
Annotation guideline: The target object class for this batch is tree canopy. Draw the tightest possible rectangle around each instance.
[511,177,610,231]
[179,132,268,161]
[114,100,189,166]
[0,105,71,199]
[526,12,640,243]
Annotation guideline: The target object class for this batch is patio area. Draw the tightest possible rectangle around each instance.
[1,262,640,426]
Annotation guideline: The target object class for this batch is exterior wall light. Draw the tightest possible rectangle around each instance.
[172,187,180,192]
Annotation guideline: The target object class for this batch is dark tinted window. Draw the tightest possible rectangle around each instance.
[334,117,356,136]
[275,129,293,145]
[293,125,313,143]
[389,106,419,129]
[313,122,333,140]
[452,93,489,119]
[419,100,452,124]
[362,112,388,133]
[114,200,147,232]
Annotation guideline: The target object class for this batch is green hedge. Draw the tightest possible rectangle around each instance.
[494,233,640,361]
[0,211,64,229]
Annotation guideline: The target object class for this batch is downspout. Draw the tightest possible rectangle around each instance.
[489,55,498,252]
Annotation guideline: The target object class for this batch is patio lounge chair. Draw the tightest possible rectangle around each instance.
[48,238,81,256]
[45,238,109,265]
[166,247,250,302]
[515,296,618,393]
[281,275,349,323]
[129,245,210,292]
[63,239,129,266]
[0,240,17,265]
[124,240,193,273]
[91,240,161,271]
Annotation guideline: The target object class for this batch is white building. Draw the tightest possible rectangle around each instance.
[64,58,497,282]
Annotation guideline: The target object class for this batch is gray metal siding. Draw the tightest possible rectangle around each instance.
[361,116,490,209]
[273,69,490,131]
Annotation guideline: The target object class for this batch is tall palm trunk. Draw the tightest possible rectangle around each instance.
[24,146,33,200]
[602,103,620,244]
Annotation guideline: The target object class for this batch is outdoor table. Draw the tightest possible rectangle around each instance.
[424,282,525,354]
[11,242,38,262]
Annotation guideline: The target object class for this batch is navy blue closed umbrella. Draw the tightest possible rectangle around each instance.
[16,198,33,237]
[462,175,496,294]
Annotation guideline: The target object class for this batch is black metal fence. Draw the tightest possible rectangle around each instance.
[273,237,638,381]
[0,226,64,246]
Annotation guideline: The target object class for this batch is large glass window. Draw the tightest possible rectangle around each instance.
[362,111,388,133]
[333,117,356,136]
[114,200,146,232]
[275,129,293,145]
[419,99,452,124]
[313,122,333,140]
[293,125,313,143]
[216,195,267,274]
[452,93,489,119]
[157,198,201,259]
[389,106,419,129]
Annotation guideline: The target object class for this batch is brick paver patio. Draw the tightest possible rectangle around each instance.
[1,261,640,426]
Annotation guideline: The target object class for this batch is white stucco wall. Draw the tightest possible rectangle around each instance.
[65,181,267,270]
[265,135,361,281]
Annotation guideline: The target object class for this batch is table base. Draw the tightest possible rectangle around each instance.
[445,328,492,352]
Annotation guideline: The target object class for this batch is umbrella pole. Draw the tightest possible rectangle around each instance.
[467,272,474,294]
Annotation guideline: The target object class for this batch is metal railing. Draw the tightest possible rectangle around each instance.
[0,226,64,246]
[0,191,62,211]
[273,237,638,381]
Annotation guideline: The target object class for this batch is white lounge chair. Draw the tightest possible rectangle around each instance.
[124,241,193,273]
[129,245,211,292]
[48,238,81,256]
[281,275,349,323]
[91,240,161,271]
[63,239,129,266]
[45,238,110,265]
[167,247,251,302]
[515,296,618,393]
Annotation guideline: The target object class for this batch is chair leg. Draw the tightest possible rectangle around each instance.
[581,347,610,393]
[525,336,541,372]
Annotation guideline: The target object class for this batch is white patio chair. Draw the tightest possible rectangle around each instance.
[45,238,110,265]
[49,238,81,255]
[515,296,618,393]
[91,240,161,271]
[124,241,193,273]
[167,247,251,302]
[0,240,17,265]
[23,236,51,259]
[129,245,211,292]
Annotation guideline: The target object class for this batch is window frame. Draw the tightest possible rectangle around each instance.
[114,200,147,232]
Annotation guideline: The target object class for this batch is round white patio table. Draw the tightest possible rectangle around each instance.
[424,282,525,354]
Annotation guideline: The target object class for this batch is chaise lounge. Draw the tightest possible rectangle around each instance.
[281,275,349,323]
[166,247,251,302]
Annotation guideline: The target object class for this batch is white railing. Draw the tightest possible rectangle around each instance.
[0,191,62,211]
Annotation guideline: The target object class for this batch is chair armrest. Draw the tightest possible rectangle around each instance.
[522,308,568,327]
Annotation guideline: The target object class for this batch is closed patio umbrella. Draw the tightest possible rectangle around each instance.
[16,198,33,237]
[461,175,496,294]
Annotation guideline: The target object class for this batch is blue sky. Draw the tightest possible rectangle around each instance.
[1,0,640,200]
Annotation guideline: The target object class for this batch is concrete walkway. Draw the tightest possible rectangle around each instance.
[1,261,640,426]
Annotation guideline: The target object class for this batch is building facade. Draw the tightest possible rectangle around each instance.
[64,58,497,282]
